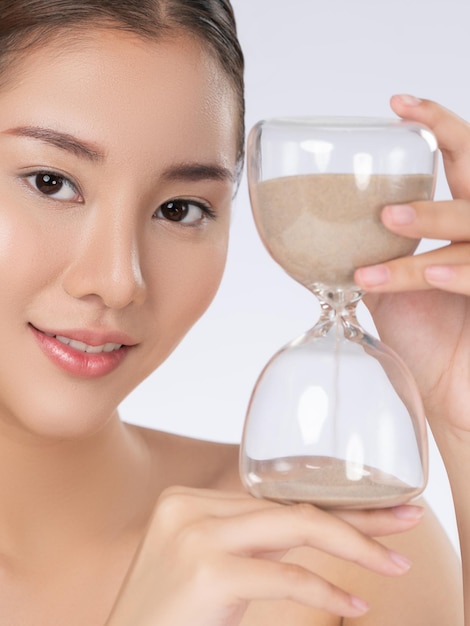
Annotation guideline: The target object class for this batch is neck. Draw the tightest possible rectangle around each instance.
[0,413,152,561]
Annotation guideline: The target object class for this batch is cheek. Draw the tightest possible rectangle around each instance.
[0,199,65,300]
[0,212,16,264]
[170,236,227,315]
[191,239,228,313]
[144,233,229,349]
[0,203,41,296]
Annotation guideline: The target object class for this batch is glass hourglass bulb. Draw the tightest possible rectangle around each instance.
[239,117,437,509]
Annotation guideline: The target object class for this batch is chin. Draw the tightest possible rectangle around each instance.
[0,392,120,444]
[27,413,116,441]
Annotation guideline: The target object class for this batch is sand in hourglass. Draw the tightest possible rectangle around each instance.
[250,456,420,509]
[252,173,434,289]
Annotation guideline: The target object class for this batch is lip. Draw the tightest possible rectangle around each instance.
[29,323,136,379]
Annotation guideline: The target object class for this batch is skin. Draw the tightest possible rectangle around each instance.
[0,28,465,626]
[0,28,237,625]
[0,29,236,441]
[355,94,470,623]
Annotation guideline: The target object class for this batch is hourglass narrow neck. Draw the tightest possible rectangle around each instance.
[311,286,365,340]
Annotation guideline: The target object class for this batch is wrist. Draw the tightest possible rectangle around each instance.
[430,419,470,450]
[425,417,470,484]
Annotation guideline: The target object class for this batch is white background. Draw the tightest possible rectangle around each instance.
[121,0,470,551]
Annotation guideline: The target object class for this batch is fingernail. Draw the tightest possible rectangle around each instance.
[389,550,412,572]
[424,265,456,283]
[355,264,390,287]
[350,595,370,613]
[385,204,416,226]
[396,94,422,106]
[392,505,424,521]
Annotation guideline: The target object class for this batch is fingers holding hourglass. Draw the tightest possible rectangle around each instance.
[354,200,470,295]
[105,487,419,625]
[355,95,470,296]
[390,94,470,199]
[381,200,470,242]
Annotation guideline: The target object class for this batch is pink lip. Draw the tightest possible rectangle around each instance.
[29,324,136,379]
[31,324,137,347]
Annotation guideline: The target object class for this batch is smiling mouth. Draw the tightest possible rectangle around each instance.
[43,332,123,354]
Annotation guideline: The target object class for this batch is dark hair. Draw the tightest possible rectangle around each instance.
[0,0,245,175]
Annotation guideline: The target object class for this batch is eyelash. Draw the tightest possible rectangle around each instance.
[21,170,217,225]
[22,170,82,202]
[153,199,217,226]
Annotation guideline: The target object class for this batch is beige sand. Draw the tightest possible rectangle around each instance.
[248,455,419,509]
[252,173,433,289]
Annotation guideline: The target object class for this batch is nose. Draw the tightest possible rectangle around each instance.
[62,211,146,309]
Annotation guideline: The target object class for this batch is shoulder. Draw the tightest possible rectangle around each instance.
[341,499,462,625]
[130,423,243,492]
[243,499,462,626]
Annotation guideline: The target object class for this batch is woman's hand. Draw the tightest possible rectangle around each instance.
[354,96,470,434]
[105,487,420,626]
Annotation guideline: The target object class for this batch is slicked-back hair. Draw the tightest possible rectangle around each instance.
[0,0,245,172]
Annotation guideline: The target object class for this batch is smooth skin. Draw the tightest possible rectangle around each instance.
[105,99,464,626]
[356,94,470,623]
[106,96,468,626]
[0,26,464,626]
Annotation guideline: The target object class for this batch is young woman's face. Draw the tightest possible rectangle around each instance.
[0,29,238,439]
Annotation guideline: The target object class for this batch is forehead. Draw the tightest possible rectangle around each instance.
[0,28,238,169]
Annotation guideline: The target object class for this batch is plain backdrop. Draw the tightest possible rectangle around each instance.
[121,0,470,552]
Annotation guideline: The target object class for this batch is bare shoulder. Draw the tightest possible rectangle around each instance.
[127,425,463,625]
[243,499,463,626]
[342,499,463,625]
[129,423,242,492]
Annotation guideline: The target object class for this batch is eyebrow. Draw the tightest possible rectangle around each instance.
[4,125,234,183]
[160,163,234,184]
[3,125,105,161]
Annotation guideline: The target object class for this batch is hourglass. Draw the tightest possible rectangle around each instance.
[239,117,437,509]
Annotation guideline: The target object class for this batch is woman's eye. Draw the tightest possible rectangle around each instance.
[24,172,81,202]
[154,199,215,225]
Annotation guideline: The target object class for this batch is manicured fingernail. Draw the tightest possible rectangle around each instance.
[385,204,416,226]
[355,264,390,287]
[396,94,422,106]
[350,595,370,613]
[389,550,412,572]
[392,505,424,521]
[424,265,456,283]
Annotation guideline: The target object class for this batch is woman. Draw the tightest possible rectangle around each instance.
[0,1,466,624]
